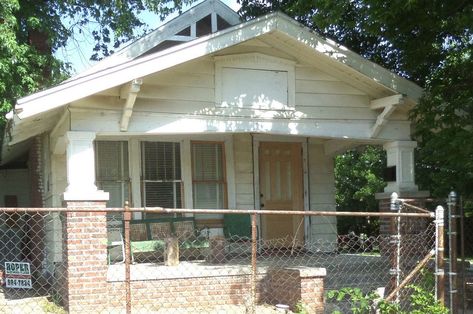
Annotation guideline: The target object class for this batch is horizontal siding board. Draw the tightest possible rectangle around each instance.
[138,85,214,102]
[309,204,337,211]
[298,106,378,120]
[296,79,366,95]
[235,183,253,194]
[134,99,211,112]
[145,72,214,88]
[170,59,215,74]
[310,193,337,204]
[296,93,369,108]
[310,184,336,195]
[295,66,339,81]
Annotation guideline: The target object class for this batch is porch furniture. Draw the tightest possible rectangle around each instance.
[128,217,209,263]
[107,228,125,264]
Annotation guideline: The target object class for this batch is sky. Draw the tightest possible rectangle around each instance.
[56,0,241,74]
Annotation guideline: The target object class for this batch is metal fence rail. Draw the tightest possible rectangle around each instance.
[0,200,445,313]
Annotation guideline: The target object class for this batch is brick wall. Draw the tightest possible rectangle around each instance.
[26,136,45,270]
[57,201,326,313]
[107,271,324,313]
[377,198,429,235]
[58,201,108,313]
[267,268,325,313]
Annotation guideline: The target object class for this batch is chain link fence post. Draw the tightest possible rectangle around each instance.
[123,201,132,314]
[250,213,257,314]
[436,205,446,305]
[448,191,458,313]
[389,192,401,302]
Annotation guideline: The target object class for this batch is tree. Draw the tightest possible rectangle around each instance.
[238,0,473,205]
[0,0,194,129]
[335,146,386,235]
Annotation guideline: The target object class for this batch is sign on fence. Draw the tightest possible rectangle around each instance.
[4,262,32,289]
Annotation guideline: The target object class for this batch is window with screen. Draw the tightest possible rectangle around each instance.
[95,141,130,208]
[141,142,182,210]
[192,142,227,209]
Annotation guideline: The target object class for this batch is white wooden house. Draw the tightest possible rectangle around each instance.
[1,0,426,271]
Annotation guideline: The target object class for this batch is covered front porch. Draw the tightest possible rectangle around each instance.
[56,130,421,250]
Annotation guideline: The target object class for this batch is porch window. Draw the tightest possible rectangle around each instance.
[141,142,182,211]
[192,142,227,209]
[95,141,130,208]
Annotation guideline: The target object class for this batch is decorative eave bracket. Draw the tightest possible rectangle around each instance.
[119,78,143,132]
[370,94,405,138]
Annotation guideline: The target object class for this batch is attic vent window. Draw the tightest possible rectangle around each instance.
[215,53,296,110]
[196,14,212,36]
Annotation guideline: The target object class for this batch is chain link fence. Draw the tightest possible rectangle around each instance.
[0,202,441,313]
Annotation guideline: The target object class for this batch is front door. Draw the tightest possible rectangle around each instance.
[259,142,304,247]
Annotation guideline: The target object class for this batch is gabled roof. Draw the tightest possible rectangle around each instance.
[2,1,423,163]
[74,0,240,80]
[12,12,422,121]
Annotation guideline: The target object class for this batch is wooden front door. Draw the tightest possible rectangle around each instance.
[259,142,304,247]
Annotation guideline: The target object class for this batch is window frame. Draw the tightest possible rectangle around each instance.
[140,141,184,210]
[191,140,228,210]
[94,140,131,208]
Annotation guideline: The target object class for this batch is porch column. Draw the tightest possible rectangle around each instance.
[376,141,430,298]
[383,141,418,194]
[63,131,108,201]
[60,132,110,312]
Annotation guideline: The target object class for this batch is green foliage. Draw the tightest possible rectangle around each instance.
[294,301,309,314]
[327,285,448,314]
[327,287,399,314]
[335,146,386,235]
[407,285,448,314]
[411,44,473,203]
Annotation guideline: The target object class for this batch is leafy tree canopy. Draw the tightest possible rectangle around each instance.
[335,146,386,235]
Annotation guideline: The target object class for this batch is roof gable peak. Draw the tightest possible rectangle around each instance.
[77,0,240,78]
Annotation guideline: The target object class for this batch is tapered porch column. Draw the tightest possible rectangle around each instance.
[383,141,419,194]
[60,131,109,312]
[63,131,109,201]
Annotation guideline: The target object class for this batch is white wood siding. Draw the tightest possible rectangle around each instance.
[69,54,410,141]
[233,134,254,210]
[308,140,337,251]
